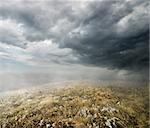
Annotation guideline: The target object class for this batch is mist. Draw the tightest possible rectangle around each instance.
[0,64,148,92]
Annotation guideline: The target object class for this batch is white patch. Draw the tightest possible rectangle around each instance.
[105,117,119,128]
[101,106,118,113]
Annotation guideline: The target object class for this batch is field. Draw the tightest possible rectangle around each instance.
[0,82,149,128]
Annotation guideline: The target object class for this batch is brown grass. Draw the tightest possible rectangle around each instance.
[0,84,149,128]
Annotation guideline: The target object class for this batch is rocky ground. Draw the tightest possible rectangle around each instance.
[0,83,149,128]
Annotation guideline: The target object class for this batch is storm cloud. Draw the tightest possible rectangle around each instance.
[0,0,149,72]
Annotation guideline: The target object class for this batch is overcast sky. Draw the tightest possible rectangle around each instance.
[0,0,149,90]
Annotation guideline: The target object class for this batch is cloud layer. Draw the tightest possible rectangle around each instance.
[0,0,149,72]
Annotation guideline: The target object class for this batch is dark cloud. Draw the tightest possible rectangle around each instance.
[61,0,149,71]
[77,30,149,71]
[0,0,149,72]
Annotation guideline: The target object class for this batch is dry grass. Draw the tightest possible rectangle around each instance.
[0,83,149,128]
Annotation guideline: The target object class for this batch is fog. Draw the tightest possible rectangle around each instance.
[0,65,148,92]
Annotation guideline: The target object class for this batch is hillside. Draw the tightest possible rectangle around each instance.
[0,83,149,128]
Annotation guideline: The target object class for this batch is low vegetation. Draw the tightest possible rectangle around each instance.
[0,83,149,128]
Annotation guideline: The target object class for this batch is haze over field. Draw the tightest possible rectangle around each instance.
[0,0,149,91]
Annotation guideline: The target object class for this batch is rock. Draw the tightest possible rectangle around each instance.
[39,119,44,126]
[52,123,55,127]
[46,123,51,128]
[87,123,92,128]
[93,123,96,127]
[77,107,89,117]
[105,117,119,128]
[94,113,97,118]
[101,106,118,113]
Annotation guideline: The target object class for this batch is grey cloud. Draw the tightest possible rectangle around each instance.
[0,0,149,72]
[61,0,149,71]
[0,0,79,42]
[0,19,26,48]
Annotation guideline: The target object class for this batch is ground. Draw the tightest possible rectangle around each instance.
[0,82,149,128]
